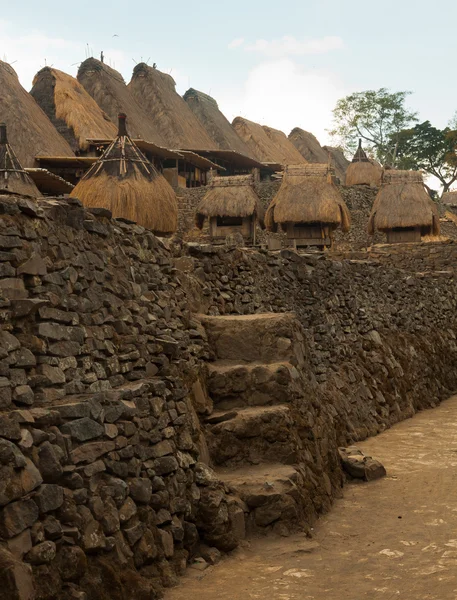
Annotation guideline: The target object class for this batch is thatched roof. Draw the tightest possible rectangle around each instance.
[441,191,457,205]
[183,89,255,157]
[323,146,350,181]
[368,170,440,235]
[288,128,347,182]
[232,117,305,165]
[346,140,382,187]
[195,174,265,229]
[31,67,117,152]
[265,164,350,232]
[77,58,166,146]
[0,60,74,168]
[71,114,177,235]
[0,123,41,197]
[128,65,215,150]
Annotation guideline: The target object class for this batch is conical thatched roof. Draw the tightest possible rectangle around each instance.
[323,146,350,181]
[31,67,117,152]
[288,128,328,163]
[368,170,440,235]
[195,174,265,229]
[184,89,255,157]
[232,117,305,165]
[77,58,165,146]
[265,164,350,232]
[441,191,457,205]
[0,60,74,168]
[128,64,215,150]
[0,124,41,197]
[71,114,177,235]
[345,140,382,187]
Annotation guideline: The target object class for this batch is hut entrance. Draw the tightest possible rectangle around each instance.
[210,216,253,240]
[386,227,421,244]
[286,223,332,248]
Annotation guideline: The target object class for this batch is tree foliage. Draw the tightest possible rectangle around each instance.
[395,121,457,193]
[330,88,418,166]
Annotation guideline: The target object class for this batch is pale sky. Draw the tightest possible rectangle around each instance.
[1,0,456,148]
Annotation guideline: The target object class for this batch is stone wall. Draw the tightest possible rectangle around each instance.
[2,193,457,598]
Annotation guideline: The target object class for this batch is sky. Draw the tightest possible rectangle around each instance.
[1,0,457,149]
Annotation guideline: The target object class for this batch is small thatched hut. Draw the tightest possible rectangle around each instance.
[0,60,74,168]
[77,58,165,146]
[183,89,254,157]
[368,170,440,243]
[31,67,117,153]
[195,175,264,242]
[323,146,350,182]
[345,140,382,187]
[0,123,41,197]
[266,164,350,248]
[232,117,305,166]
[441,191,457,205]
[71,114,177,235]
[128,64,215,150]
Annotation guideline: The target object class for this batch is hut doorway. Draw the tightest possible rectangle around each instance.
[286,223,332,248]
[386,227,421,244]
[210,216,253,241]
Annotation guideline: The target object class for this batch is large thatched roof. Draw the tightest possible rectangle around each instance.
[0,123,41,197]
[77,58,166,146]
[323,146,350,182]
[289,128,347,181]
[441,191,457,205]
[0,60,74,168]
[345,140,382,187]
[368,170,440,235]
[128,64,215,150]
[195,174,265,229]
[71,114,177,235]
[265,164,350,232]
[31,67,117,153]
[232,117,305,165]
[183,89,255,157]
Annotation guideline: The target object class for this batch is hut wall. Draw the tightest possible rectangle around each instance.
[286,223,331,246]
[386,228,421,244]
[209,215,253,239]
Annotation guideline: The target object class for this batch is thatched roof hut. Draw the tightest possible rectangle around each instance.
[195,174,264,229]
[288,128,328,164]
[184,89,255,157]
[232,117,305,165]
[345,140,382,187]
[266,164,350,234]
[0,123,41,197]
[323,146,350,182]
[31,67,117,153]
[71,114,177,235]
[441,191,457,205]
[77,58,165,146]
[368,170,440,241]
[0,60,74,168]
[128,64,215,150]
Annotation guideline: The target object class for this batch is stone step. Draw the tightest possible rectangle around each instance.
[198,312,300,363]
[207,361,299,410]
[206,405,300,467]
[217,463,307,533]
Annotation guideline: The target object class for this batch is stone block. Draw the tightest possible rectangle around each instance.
[34,484,64,513]
[0,499,39,538]
[61,418,104,442]
[0,547,35,600]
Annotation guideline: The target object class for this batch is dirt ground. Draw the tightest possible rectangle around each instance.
[166,396,457,600]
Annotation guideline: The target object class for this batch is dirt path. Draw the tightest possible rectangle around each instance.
[167,396,457,600]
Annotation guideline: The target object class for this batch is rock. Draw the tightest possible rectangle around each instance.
[55,546,87,581]
[38,441,63,482]
[129,478,152,504]
[158,529,174,558]
[7,529,33,559]
[0,459,43,507]
[0,547,35,600]
[82,520,106,553]
[339,447,386,481]
[61,418,104,442]
[119,497,137,523]
[0,439,27,467]
[0,414,21,440]
[153,456,179,475]
[34,484,64,513]
[0,499,39,538]
[38,364,66,385]
[0,331,20,353]
[17,254,47,276]
[190,557,208,571]
[13,386,34,406]
[25,541,56,565]
[199,545,221,565]
[70,441,115,464]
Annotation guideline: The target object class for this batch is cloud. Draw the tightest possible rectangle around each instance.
[228,38,245,49]
[220,59,347,145]
[238,35,344,58]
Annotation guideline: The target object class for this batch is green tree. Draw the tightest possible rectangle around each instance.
[395,121,457,194]
[330,88,418,166]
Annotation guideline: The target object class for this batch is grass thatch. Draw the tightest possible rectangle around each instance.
[0,60,74,168]
[323,146,349,182]
[265,163,350,232]
[77,58,165,146]
[31,67,117,152]
[368,170,440,235]
[232,117,306,165]
[441,191,457,205]
[289,128,347,182]
[346,161,382,187]
[195,175,265,229]
[71,114,177,235]
[183,89,255,157]
[0,123,41,197]
[128,65,215,150]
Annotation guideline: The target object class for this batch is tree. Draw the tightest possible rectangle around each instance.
[330,88,418,166]
[395,121,457,194]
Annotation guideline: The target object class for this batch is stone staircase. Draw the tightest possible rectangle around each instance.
[198,313,311,536]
